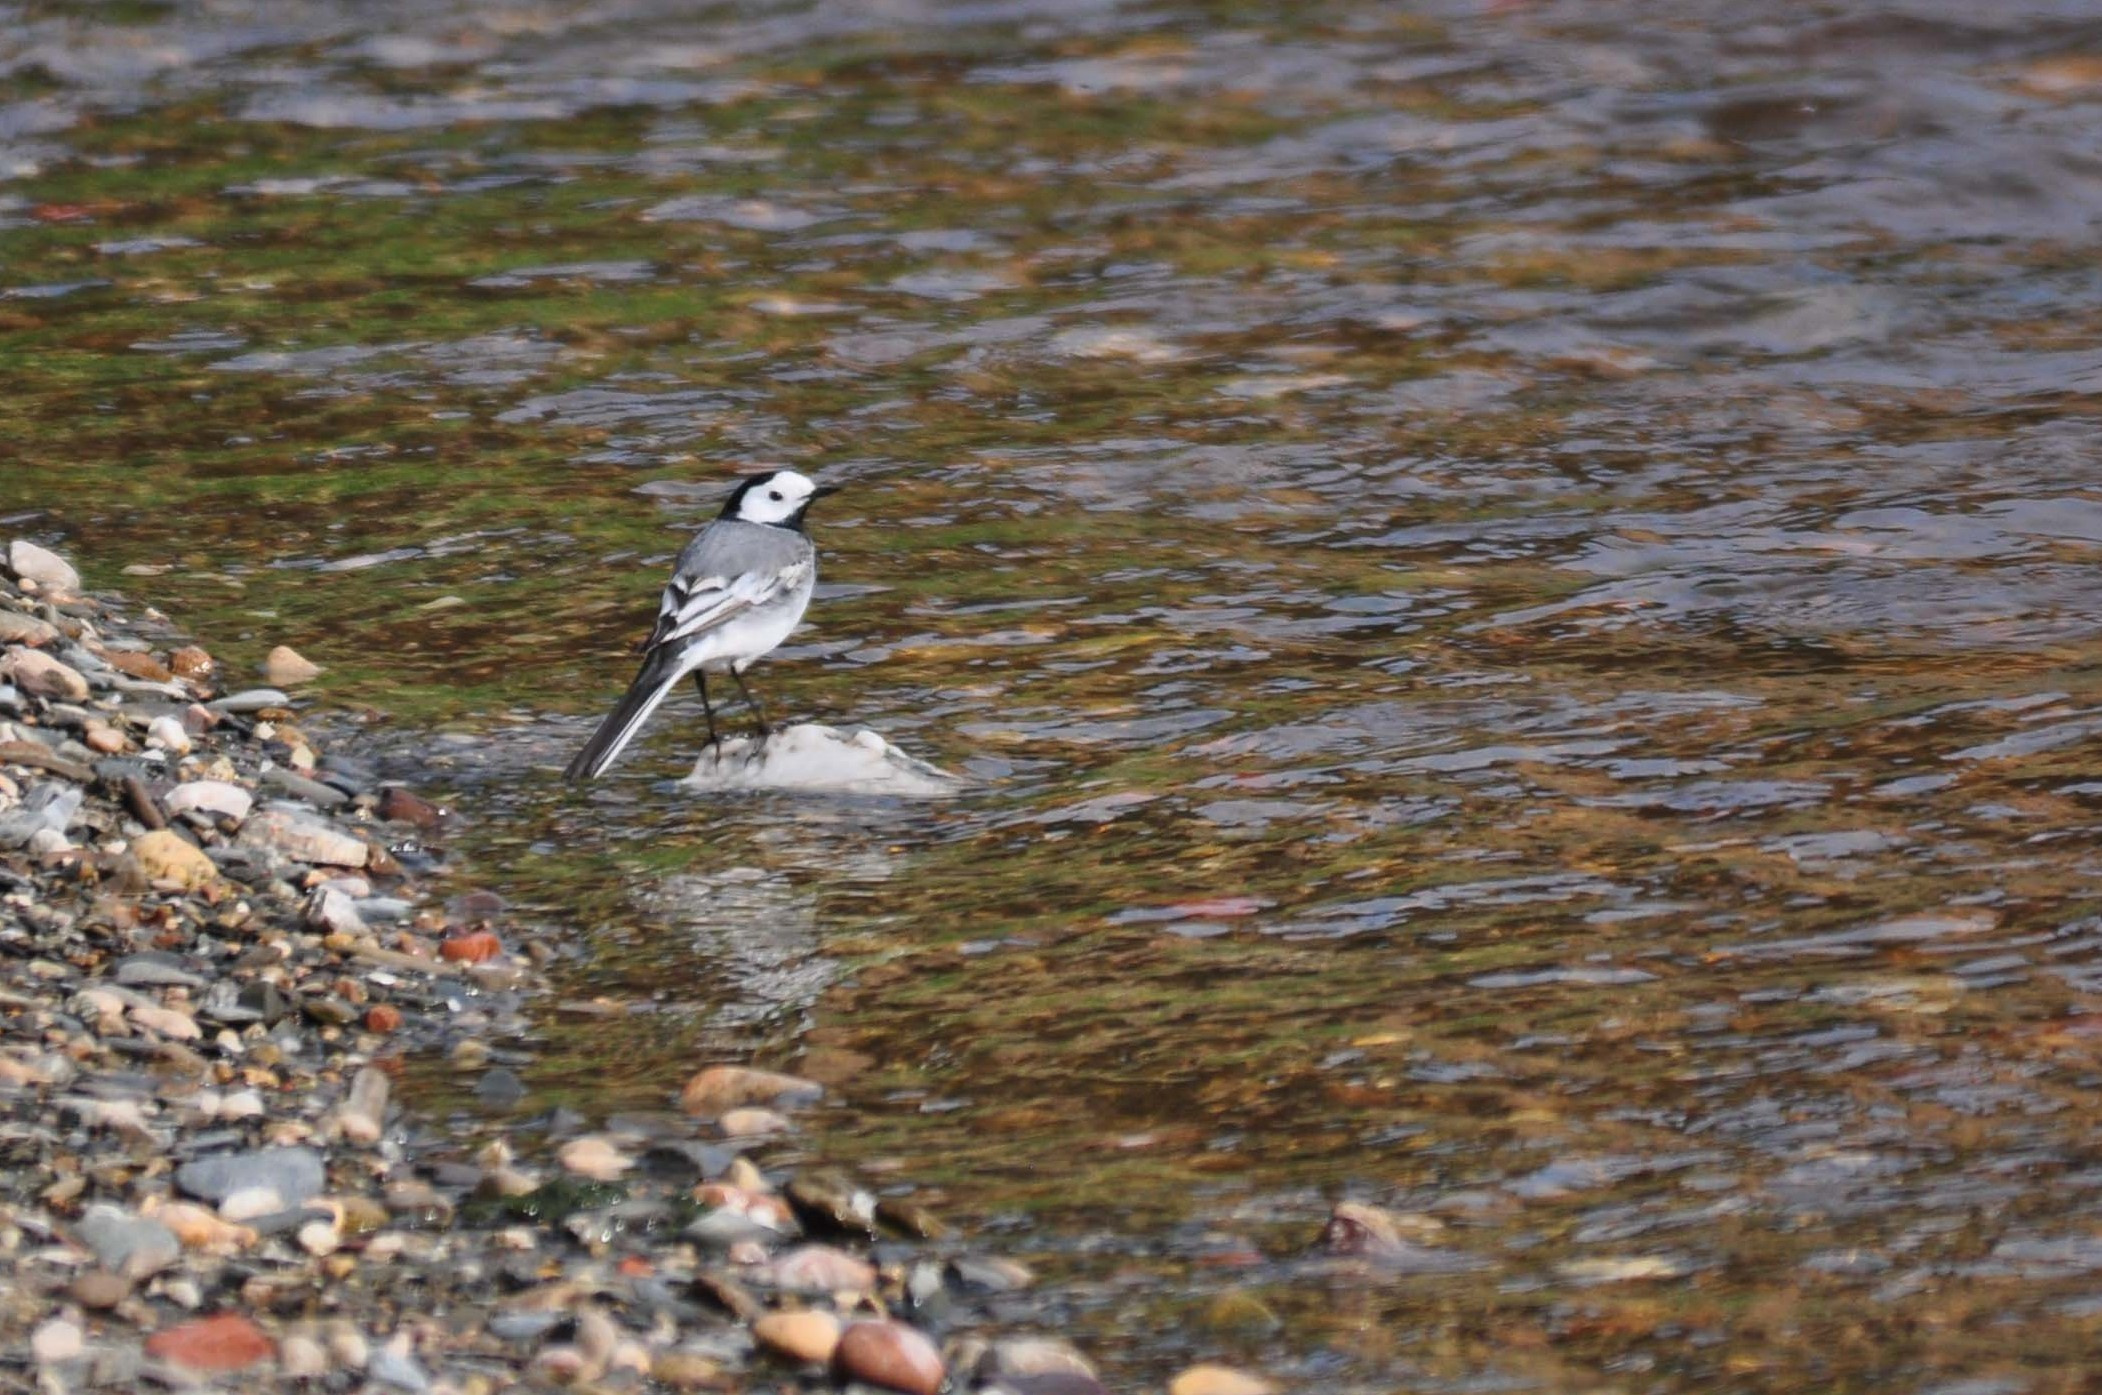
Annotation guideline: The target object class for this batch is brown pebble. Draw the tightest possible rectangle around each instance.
[0,740,92,783]
[376,785,445,830]
[104,649,174,682]
[876,1197,949,1240]
[719,1106,792,1138]
[679,1064,823,1117]
[441,931,502,964]
[833,1320,943,1395]
[364,1004,403,1033]
[70,1270,132,1309]
[2,647,88,700]
[690,1271,762,1322]
[121,776,167,830]
[753,1309,842,1365]
[168,645,215,679]
[652,1351,726,1389]
[144,1313,276,1373]
[1168,1365,1277,1395]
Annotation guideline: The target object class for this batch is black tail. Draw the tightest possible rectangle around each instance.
[564,656,681,781]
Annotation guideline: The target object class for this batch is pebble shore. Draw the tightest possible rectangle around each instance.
[0,538,1292,1395]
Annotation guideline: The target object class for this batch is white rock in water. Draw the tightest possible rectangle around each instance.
[681,724,965,796]
[9,539,80,592]
[262,645,322,684]
[164,780,253,823]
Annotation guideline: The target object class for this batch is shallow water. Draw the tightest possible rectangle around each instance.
[10,0,2102,1387]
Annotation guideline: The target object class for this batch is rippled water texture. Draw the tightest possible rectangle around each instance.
[11,0,2102,1388]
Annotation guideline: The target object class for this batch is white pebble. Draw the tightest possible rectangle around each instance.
[31,1317,82,1364]
[557,1136,633,1181]
[146,715,191,755]
[279,1334,329,1379]
[297,1218,340,1256]
[218,1185,287,1221]
[218,1088,265,1119]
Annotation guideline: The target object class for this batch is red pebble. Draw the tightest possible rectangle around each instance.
[364,1004,403,1033]
[833,1320,944,1395]
[144,1313,275,1373]
[440,931,502,964]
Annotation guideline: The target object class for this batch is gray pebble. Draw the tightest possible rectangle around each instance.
[263,766,351,809]
[76,1204,180,1279]
[209,688,289,714]
[368,1345,430,1392]
[0,783,83,849]
[488,1312,563,1341]
[174,1145,325,1208]
[114,955,207,989]
[474,1067,527,1109]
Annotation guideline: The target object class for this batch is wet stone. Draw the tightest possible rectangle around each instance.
[376,785,443,828]
[131,829,216,888]
[145,1313,275,1373]
[77,1203,180,1278]
[679,1064,824,1116]
[263,766,350,808]
[8,540,80,592]
[209,687,289,714]
[162,779,253,823]
[2,648,89,701]
[240,809,368,867]
[175,1145,326,1214]
[1168,1365,1277,1395]
[32,1317,83,1365]
[474,1066,528,1108]
[997,1376,1111,1395]
[114,954,207,989]
[834,1320,944,1395]
[70,1269,133,1309]
[754,1309,843,1365]
[262,645,322,685]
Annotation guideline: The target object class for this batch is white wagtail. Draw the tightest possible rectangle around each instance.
[564,468,837,780]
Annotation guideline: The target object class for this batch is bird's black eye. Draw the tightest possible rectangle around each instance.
[769,490,783,501]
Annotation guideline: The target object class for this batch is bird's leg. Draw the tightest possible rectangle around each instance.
[690,672,721,750]
[730,668,774,740]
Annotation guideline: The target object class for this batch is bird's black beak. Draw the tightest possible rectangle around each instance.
[811,484,841,499]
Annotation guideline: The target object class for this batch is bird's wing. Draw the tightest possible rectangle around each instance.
[640,563,800,652]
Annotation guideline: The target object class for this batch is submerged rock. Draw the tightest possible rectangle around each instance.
[681,724,964,796]
[8,539,80,592]
[263,644,323,684]
[680,1064,822,1116]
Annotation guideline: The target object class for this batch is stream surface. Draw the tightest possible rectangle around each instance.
[9,0,2102,1389]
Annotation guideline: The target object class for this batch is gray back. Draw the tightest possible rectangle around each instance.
[675,518,814,582]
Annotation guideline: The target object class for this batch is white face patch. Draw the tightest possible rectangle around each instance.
[730,469,819,526]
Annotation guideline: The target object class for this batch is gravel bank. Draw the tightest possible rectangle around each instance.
[0,539,1148,1395]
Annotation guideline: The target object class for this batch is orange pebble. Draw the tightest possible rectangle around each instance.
[364,1004,403,1033]
[440,931,502,964]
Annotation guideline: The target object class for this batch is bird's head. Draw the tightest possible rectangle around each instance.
[720,468,837,531]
